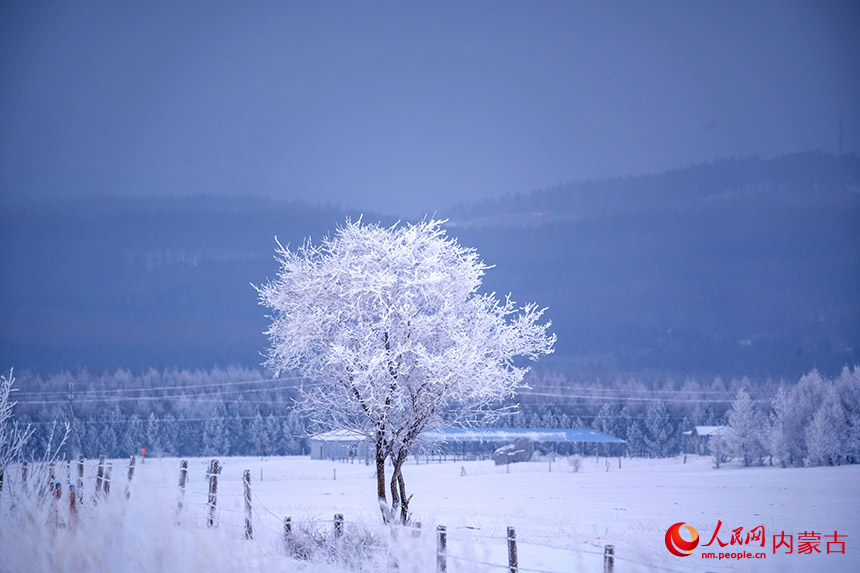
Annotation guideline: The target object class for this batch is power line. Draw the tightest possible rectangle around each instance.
[15,375,306,399]
[25,413,301,426]
[16,382,326,406]
[517,391,767,404]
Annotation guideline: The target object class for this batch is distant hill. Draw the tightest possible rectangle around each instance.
[445,153,860,378]
[1,152,858,378]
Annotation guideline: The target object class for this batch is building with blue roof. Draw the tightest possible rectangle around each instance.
[309,427,625,461]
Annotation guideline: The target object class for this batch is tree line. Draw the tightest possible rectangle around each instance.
[10,365,859,466]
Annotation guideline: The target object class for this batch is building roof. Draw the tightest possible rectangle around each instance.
[692,425,728,437]
[424,428,625,444]
[309,429,367,443]
[310,427,625,444]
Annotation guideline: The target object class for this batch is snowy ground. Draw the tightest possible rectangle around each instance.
[1,454,858,572]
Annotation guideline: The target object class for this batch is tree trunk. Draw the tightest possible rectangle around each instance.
[397,470,409,524]
[389,462,401,520]
[389,450,409,524]
[375,442,389,523]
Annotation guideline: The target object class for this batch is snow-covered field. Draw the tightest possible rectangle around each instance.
[2,454,858,572]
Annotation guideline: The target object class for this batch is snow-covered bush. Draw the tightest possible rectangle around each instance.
[709,432,729,469]
[0,369,34,484]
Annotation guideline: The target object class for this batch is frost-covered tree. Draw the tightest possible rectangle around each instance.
[203,404,230,456]
[265,414,283,454]
[710,431,729,468]
[256,218,555,522]
[835,367,860,464]
[805,387,846,466]
[1,370,34,482]
[593,403,615,456]
[99,417,118,457]
[766,386,792,467]
[785,370,828,464]
[248,412,267,457]
[625,420,647,457]
[160,414,177,456]
[644,401,672,457]
[726,388,764,467]
[120,414,143,457]
[146,412,162,457]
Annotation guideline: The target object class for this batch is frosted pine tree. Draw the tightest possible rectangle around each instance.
[644,401,672,457]
[725,388,764,467]
[121,414,144,457]
[146,412,162,457]
[593,403,615,456]
[625,420,647,457]
[835,366,860,464]
[805,387,846,466]
[203,404,230,456]
[766,386,792,467]
[249,412,267,458]
[846,413,860,465]
[265,414,283,455]
[787,370,829,463]
[160,414,177,456]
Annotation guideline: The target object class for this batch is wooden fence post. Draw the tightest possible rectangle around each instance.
[507,526,518,573]
[125,455,136,499]
[52,478,61,527]
[95,455,105,502]
[243,469,253,540]
[21,461,28,491]
[283,516,292,542]
[603,544,615,573]
[334,513,344,539]
[436,525,447,573]
[69,484,78,526]
[177,459,188,513]
[76,455,84,501]
[207,459,219,528]
[104,462,112,498]
[47,462,55,498]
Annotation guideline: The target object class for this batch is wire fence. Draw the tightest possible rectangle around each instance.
[3,456,693,573]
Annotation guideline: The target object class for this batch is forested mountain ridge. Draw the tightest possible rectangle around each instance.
[448,153,860,378]
[1,152,858,378]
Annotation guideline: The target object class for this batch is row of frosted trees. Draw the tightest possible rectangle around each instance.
[486,367,860,466]
[20,407,308,460]
[10,366,859,465]
[13,366,310,460]
[717,368,860,467]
